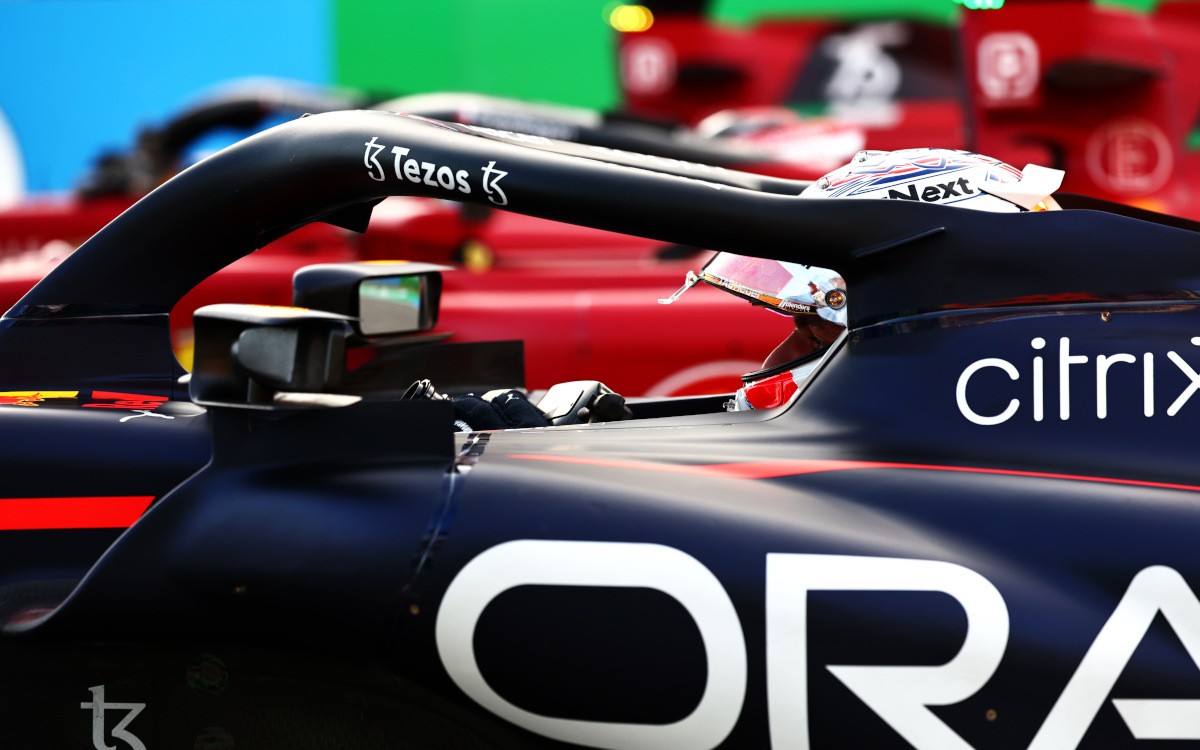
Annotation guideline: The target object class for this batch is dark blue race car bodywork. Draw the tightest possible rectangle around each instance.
[3,110,1200,749]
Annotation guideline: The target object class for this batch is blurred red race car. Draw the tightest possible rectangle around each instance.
[9,0,1195,396]
[0,85,835,396]
[618,0,1200,218]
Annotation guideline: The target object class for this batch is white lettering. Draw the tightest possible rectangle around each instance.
[390,145,410,180]
[1145,353,1155,416]
[1032,337,1045,422]
[1096,353,1136,419]
[481,161,508,205]
[383,142,473,195]
[403,157,420,183]
[1167,344,1200,416]
[1059,336,1089,421]
[436,540,746,750]
[364,136,386,181]
[81,685,147,750]
[767,554,1007,750]
[438,543,1200,750]
[1030,566,1200,747]
[956,358,1020,426]
[958,336,1200,425]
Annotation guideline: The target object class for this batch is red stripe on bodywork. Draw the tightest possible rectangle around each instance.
[506,455,1200,493]
[0,496,154,530]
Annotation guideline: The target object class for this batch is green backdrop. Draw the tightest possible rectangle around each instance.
[333,1,623,109]
[332,0,1163,111]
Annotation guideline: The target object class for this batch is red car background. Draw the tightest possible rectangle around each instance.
[4,0,1198,396]
[619,0,1200,216]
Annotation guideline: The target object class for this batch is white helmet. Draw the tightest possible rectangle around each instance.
[799,148,1064,212]
[658,147,1065,411]
[661,149,1062,319]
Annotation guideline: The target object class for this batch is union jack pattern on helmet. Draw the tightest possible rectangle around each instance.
[800,148,1062,212]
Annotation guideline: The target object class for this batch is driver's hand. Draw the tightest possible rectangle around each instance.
[579,391,633,423]
[453,390,549,432]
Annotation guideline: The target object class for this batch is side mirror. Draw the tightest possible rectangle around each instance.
[189,262,453,409]
[189,304,355,409]
[291,261,450,339]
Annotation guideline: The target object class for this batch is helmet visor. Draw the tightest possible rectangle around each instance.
[699,253,846,323]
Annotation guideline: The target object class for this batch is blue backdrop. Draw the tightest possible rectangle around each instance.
[0,0,328,196]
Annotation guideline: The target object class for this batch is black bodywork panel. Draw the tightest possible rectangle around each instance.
[3,109,1200,749]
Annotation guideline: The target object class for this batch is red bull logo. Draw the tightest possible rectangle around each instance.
[0,390,169,410]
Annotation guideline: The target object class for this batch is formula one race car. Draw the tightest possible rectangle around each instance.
[5,109,1200,750]
[1,83,846,396]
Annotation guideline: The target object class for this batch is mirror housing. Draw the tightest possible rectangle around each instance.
[189,304,355,409]
[291,261,450,340]
[189,262,453,409]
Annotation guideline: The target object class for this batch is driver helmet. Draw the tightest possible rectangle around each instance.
[800,147,1064,212]
[662,148,1065,411]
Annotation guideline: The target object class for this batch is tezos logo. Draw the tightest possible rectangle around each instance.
[81,685,146,750]
[363,137,508,205]
[364,136,471,194]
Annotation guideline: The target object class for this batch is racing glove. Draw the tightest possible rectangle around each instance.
[452,390,550,432]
